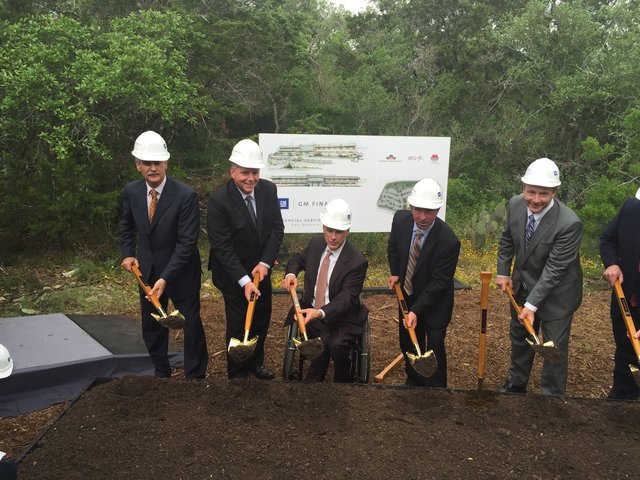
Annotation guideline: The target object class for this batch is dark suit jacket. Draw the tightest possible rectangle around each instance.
[600,197,640,301]
[285,236,368,336]
[207,178,284,293]
[387,212,460,328]
[119,176,201,298]
[497,194,583,320]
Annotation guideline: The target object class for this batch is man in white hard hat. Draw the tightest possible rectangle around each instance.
[283,198,369,382]
[207,139,284,380]
[120,130,209,379]
[0,343,13,379]
[496,158,583,396]
[600,186,640,400]
[387,178,461,387]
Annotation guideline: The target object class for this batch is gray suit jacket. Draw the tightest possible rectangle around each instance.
[497,194,583,320]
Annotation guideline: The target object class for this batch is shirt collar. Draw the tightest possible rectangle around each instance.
[527,198,554,222]
[146,177,167,196]
[326,241,346,260]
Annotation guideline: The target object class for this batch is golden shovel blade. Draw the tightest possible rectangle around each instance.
[151,310,185,330]
[292,336,324,360]
[227,335,259,363]
[526,338,562,363]
[630,364,640,384]
[407,349,438,377]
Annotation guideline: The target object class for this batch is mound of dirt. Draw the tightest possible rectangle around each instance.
[3,289,638,479]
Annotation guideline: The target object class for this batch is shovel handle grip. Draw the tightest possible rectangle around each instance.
[505,286,537,337]
[614,280,640,358]
[288,285,307,336]
[131,264,163,311]
[394,283,422,354]
[374,353,404,383]
[244,273,261,330]
[478,271,492,379]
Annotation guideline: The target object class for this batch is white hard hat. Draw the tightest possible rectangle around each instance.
[321,198,352,230]
[0,344,13,379]
[229,139,265,169]
[521,158,561,187]
[407,178,444,209]
[131,131,170,161]
[635,187,640,200]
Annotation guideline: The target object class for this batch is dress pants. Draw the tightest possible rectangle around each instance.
[399,296,449,388]
[608,299,640,400]
[139,285,209,379]
[506,293,571,395]
[222,281,272,378]
[305,320,359,383]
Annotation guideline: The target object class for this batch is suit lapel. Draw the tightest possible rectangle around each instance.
[132,180,150,233]
[329,241,351,291]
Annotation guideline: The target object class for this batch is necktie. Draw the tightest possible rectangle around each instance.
[314,250,332,308]
[245,195,257,226]
[149,188,157,222]
[403,230,422,296]
[525,214,535,249]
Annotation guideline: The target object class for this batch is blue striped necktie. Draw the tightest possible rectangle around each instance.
[525,214,535,249]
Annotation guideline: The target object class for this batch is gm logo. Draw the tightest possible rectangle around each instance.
[279,198,289,209]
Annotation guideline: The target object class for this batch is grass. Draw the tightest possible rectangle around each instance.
[0,236,608,318]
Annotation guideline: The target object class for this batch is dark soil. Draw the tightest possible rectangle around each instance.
[3,288,640,479]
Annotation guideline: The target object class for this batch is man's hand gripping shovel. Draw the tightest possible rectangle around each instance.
[288,285,324,360]
[613,280,640,383]
[131,265,184,330]
[227,273,260,363]
[393,283,437,377]
[504,285,561,362]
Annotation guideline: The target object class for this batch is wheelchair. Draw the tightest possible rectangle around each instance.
[282,312,371,383]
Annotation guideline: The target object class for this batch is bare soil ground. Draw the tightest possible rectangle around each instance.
[3,288,640,479]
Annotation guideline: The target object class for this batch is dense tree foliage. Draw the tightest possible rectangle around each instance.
[0,0,638,254]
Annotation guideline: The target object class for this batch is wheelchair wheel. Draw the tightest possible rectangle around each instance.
[352,315,371,383]
[282,322,301,381]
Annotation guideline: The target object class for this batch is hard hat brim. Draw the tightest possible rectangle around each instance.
[521,176,561,188]
[0,359,13,379]
[230,159,265,169]
[132,151,170,162]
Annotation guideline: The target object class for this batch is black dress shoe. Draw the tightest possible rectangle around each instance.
[251,365,275,380]
[497,381,527,394]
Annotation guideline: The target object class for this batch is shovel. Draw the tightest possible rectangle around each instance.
[228,273,260,363]
[374,353,404,383]
[467,272,496,406]
[131,265,185,330]
[393,283,438,377]
[613,280,640,383]
[504,286,562,362]
[288,285,324,360]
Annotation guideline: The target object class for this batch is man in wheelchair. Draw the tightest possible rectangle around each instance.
[282,199,368,383]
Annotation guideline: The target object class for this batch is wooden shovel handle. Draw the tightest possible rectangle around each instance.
[374,353,404,383]
[478,272,492,379]
[614,280,640,358]
[393,283,420,347]
[244,273,261,330]
[288,285,307,336]
[505,285,536,337]
[131,264,163,311]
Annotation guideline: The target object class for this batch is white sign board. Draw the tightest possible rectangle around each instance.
[259,134,451,233]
